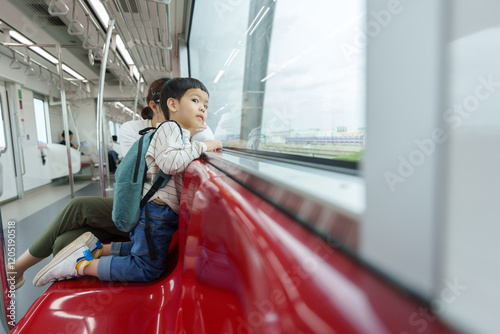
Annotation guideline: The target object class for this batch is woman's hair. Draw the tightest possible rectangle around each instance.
[140,77,170,119]
[159,77,208,120]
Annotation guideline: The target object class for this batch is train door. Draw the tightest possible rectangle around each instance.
[0,81,52,202]
[0,80,18,201]
[16,88,51,192]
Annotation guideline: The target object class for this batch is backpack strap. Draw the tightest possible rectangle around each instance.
[139,126,156,135]
[133,135,146,183]
[143,204,156,260]
[141,120,185,261]
[139,120,183,208]
[140,172,171,208]
[170,121,185,145]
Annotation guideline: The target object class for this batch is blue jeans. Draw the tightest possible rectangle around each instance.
[97,201,179,282]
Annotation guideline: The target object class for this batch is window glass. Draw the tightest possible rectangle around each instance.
[190,0,250,144]
[108,120,121,141]
[0,96,5,152]
[108,120,116,137]
[190,0,366,163]
[33,98,48,147]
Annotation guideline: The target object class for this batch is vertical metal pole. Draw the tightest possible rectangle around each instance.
[5,83,25,199]
[96,19,115,197]
[56,44,75,198]
[133,79,141,121]
[103,117,112,192]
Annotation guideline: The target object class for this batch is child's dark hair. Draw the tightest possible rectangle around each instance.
[61,130,73,137]
[159,77,209,120]
[140,77,170,119]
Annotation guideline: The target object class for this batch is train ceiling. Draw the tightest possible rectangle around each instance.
[1,0,190,91]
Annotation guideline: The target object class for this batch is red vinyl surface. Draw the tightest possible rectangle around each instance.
[12,159,458,333]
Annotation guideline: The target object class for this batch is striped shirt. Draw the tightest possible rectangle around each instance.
[143,122,207,214]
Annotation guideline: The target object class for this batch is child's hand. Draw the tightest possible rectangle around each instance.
[203,140,223,151]
[190,124,208,139]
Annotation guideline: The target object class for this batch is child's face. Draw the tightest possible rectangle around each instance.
[169,88,208,131]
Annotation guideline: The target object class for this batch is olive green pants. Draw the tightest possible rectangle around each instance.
[29,196,129,258]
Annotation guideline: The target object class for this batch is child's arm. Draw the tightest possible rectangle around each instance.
[203,140,222,151]
[149,122,208,175]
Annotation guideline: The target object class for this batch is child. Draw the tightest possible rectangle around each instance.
[33,78,222,285]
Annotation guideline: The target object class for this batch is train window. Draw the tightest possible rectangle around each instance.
[189,0,365,166]
[0,96,5,153]
[108,120,121,141]
[33,98,49,148]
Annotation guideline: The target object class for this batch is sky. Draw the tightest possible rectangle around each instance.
[190,0,366,139]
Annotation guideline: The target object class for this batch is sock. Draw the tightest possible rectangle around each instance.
[75,249,93,276]
[92,241,103,259]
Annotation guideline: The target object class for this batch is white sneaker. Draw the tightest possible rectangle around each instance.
[83,232,103,259]
[61,231,103,259]
[33,239,93,287]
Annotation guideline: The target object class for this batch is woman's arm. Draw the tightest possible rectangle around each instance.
[119,120,144,157]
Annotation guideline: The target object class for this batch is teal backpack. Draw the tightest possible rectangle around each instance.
[112,120,184,259]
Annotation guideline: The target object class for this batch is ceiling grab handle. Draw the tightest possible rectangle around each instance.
[83,15,97,50]
[94,35,103,60]
[88,49,95,66]
[0,158,15,332]
[96,18,116,197]
[67,0,85,36]
[37,65,48,82]
[24,46,35,76]
[9,49,20,70]
[56,44,75,199]
[48,0,69,16]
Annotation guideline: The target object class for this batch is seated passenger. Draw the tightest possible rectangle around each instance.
[111,135,122,160]
[33,77,222,285]
[59,130,78,149]
[60,129,96,176]
[7,78,217,289]
[8,77,215,289]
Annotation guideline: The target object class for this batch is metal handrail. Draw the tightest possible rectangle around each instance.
[69,0,136,84]
[56,44,75,198]
[110,0,150,73]
[67,105,81,152]
[100,0,173,74]
[96,19,116,197]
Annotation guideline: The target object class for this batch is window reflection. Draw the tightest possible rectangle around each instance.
[190,0,250,144]
[190,0,365,163]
